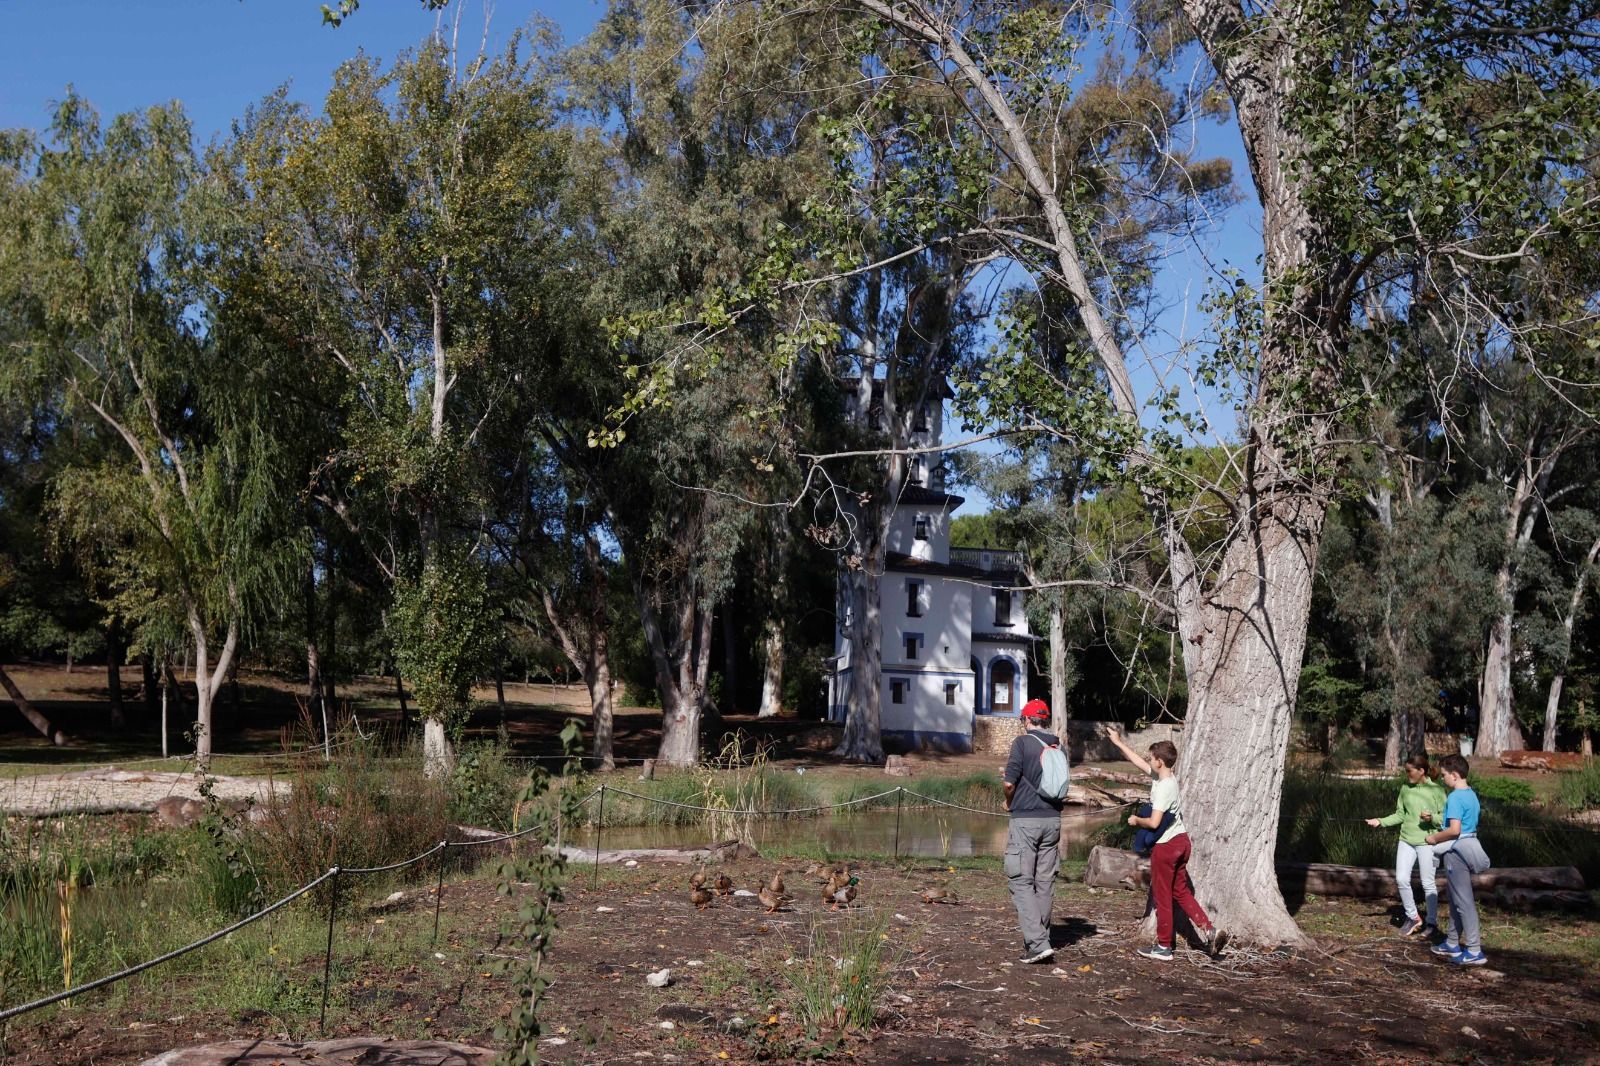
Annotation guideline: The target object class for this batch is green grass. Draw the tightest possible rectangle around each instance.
[1560,760,1600,812]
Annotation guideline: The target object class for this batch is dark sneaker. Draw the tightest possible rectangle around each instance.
[1431,941,1463,959]
[1420,923,1441,939]
[1453,949,1488,966]
[1021,948,1055,964]
[1137,945,1175,962]
[1398,917,1423,937]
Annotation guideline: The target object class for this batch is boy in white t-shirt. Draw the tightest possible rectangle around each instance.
[1109,727,1221,961]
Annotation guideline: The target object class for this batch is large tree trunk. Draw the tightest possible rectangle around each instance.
[1478,469,1543,756]
[188,612,240,773]
[1048,598,1069,738]
[0,665,66,745]
[1177,492,1325,949]
[757,618,785,718]
[588,644,616,771]
[423,718,453,778]
[837,565,885,763]
[638,577,710,768]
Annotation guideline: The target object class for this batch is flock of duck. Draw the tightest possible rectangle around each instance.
[685,863,961,913]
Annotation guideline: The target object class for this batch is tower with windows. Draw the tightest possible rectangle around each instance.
[826,387,1032,752]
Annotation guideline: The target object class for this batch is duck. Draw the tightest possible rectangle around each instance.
[713,872,734,896]
[689,868,707,890]
[690,885,713,909]
[767,870,787,896]
[758,883,791,913]
[921,884,959,905]
[828,876,860,911]
[824,867,852,896]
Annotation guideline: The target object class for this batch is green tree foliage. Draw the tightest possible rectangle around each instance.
[0,97,305,767]
[388,550,498,751]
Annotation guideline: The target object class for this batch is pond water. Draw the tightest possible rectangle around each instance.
[569,807,1123,860]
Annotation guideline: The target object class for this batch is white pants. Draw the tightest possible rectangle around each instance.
[1396,840,1438,924]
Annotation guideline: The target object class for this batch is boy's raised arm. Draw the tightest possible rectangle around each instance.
[1106,725,1151,774]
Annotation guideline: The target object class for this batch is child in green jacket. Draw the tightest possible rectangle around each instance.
[1365,752,1448,937]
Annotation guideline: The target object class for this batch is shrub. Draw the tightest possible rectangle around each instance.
[449,741,523,830]
[247,740,455,907]
[1471,775,1535,807]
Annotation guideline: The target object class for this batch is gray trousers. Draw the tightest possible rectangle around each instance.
[1005,818,1061,956]
[1442,836,1490,950]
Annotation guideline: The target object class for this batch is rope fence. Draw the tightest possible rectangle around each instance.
[0,781,1131,1032]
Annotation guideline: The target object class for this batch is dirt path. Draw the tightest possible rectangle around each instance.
[0,768,280,816]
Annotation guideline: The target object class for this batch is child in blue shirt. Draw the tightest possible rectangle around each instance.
[1426,753,1491,965]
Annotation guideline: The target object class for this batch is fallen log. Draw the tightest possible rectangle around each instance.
[1085,846,1587,899]
[1278,861,1586,897]
[1498,750,1588,772]
[1085,844,1150,890]
[1078,767,1150,787]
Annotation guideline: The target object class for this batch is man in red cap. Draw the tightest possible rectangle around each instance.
[1002,698,1069,963]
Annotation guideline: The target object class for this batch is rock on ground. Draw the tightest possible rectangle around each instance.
[141,1038,493,1066]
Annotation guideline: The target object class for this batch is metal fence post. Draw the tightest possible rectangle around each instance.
[319,867,340,1033]
[593,785,607,888]
[431,843,448,948]
[893,788,904,860]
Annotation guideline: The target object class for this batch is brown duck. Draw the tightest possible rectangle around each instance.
[713,872,734,896]
[758,883,791,913]
[921,884,960,905]
[690,885,714,909]
[689,869,707,890]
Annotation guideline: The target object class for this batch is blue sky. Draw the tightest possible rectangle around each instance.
[0,0,601,139]
[3,0,1262,512]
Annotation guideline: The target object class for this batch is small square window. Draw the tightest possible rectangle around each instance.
[891,680,906,704]
[904,633,920,660]
[944,682,958,706]
[914,515,930,541]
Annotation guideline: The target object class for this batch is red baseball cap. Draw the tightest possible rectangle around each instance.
[1021,698,1050,720]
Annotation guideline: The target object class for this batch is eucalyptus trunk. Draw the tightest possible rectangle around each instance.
[638,576,713,768]
[757,618,785,718]
[188,609,240,773]
[838,565,886,764]
[1048,596,1069,739]
[1540,533,1600,752]
[1478,475,1541,757]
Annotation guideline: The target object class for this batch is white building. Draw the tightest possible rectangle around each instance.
[826,387,1032,753]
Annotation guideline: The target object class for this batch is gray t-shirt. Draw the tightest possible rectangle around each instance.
[1004,730,1066,819]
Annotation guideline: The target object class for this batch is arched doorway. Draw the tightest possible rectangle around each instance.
[990,659,1016,714]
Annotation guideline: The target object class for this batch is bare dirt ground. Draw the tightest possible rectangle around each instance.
[0,767,280,816]
[9,858,1598,1065]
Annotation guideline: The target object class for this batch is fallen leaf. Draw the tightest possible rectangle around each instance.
[1078,964,1093,973]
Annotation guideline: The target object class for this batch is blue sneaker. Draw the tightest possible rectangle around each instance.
[1453,949,1487,966]
[1431,941,1463,959]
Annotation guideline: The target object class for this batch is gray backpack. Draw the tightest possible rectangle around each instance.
[1031,734,1071,800]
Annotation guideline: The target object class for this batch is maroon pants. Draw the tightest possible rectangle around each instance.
[1150,832,1211,948]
